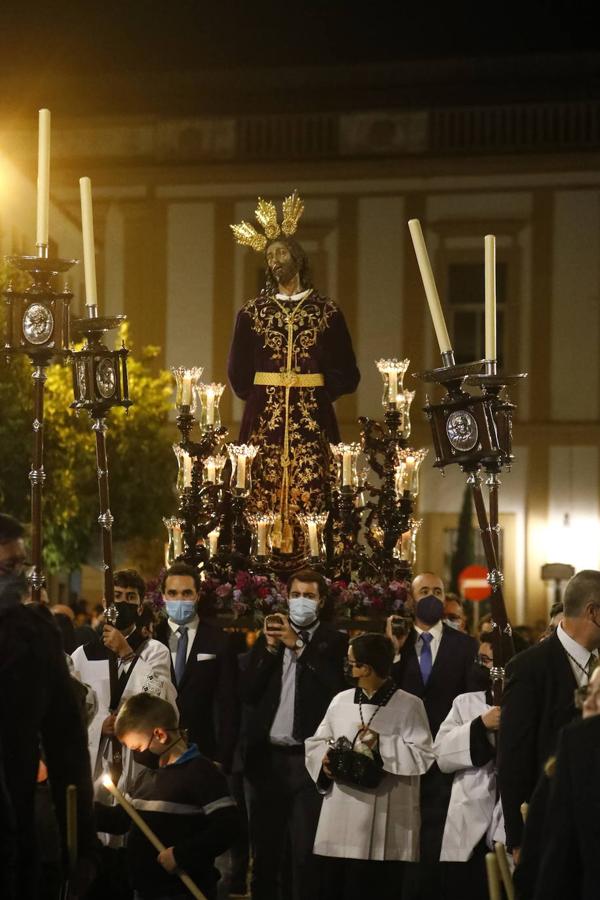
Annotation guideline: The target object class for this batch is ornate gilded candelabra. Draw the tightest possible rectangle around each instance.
[3,252,75,601]
[170,369,233,568]
[70,311,132,608]
[350,359,425,582]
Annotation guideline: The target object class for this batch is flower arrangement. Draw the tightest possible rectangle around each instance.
[199,570,287,622]
[328,578,410,619]
[147,566,410,625]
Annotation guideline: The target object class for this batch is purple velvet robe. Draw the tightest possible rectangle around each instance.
[227,288,360,551]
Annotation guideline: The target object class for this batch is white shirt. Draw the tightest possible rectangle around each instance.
[168,615,199,667]
[275,289,312,303]
[414,619,444,666]
[269,619,319,746]
[556,621,598,686]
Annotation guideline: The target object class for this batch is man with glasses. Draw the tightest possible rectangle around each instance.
[498,569,600,867]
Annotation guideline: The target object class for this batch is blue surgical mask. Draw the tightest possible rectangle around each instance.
[165,600,197,626]
[288,596,319,628]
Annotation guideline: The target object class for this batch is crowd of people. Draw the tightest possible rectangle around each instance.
[1,509,599,900]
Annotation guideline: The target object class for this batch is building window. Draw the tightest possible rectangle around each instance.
[447,261,507,366]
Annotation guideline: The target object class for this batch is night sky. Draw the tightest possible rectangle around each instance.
[0,1,598,116]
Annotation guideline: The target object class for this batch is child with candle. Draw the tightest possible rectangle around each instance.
[95,693,241,900]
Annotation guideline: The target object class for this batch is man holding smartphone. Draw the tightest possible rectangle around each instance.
[242,568,347,900]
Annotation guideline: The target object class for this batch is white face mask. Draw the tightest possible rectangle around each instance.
[444,618,462,631]
[288,596,319,628]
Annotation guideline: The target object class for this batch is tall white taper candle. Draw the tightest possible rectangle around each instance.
[79,177,98,307]
[407,219,452,354]
[102,776,207,900]
[36,109,51,250]
[484,234,497,361]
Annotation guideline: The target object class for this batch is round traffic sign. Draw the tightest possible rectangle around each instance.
[458,564,491,601]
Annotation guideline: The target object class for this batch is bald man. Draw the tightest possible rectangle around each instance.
[387,572,478,897]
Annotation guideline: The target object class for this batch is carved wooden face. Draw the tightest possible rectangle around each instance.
[266,241,299,287]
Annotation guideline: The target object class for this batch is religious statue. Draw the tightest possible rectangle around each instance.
[228,192,360,554]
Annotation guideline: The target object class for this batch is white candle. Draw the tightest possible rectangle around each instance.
[405,456,415,493]
[484,234,497,361]
[206,388,215,425]
[102,777,206,900]
[342,451,352,486]
[236,455,247,489]
[257,522,268,556]
[79,177,98,307]
[208,529,219,557]
[408,219,452,354]
[400,530,411,560]
[206,461,216,483]
[173,528,183,557]
[183,454,192,488]
[36,109,51,249]
[307,520,319,557]
[388,370,398,407]
[181,374,192,406]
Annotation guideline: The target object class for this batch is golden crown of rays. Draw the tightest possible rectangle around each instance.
[230,191,305,252]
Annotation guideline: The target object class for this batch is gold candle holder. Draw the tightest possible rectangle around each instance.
[163,516,185,565]
[376,358,410,410]
[330,442,363,491]
[395,518,422,565]
[297,512,329,559]
[170,366,204,413]
[395,448,428,497]
[246,512,276,558]
[203,454,226,485]
[227,444,258,495]
[195,382,225,432]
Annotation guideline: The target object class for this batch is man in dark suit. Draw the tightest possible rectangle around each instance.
[159,562,239,772]
[387,571,478,898]
[242,567,347,900]
[0,567,98,900]
[532,712,600,899]
[498,569,600,864]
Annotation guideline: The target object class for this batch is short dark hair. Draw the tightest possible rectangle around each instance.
[549,600,564,619]
[0,514,24,545]
[114,569,146,603]
[287,568,328,600]
[115,693,179,739]
[563,570,600,618]
[161,562,201,594]
[350,633,395,678]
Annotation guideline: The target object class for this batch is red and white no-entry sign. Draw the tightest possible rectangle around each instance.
[458,564,491,602]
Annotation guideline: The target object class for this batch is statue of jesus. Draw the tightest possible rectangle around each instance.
[228,193,360,554]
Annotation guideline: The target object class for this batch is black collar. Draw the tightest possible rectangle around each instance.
[353,678,396,707]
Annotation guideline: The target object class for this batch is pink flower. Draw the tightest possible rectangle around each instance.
[216,583,232,598]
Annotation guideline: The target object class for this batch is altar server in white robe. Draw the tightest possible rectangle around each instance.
[305,632,433,900]
[70,570,177,845]
[434,638,505,900]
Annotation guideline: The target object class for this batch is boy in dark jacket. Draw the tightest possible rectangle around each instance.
[96,693,241,900]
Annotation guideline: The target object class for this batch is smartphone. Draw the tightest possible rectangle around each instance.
[265,614,285,633]
[391,615,412,637]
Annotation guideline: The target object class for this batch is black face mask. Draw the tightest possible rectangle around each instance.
[468,661,492,693]
[113,602,138,632]
[415,594,444,626]
[132,748,160,769]
[343,658,359,686]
